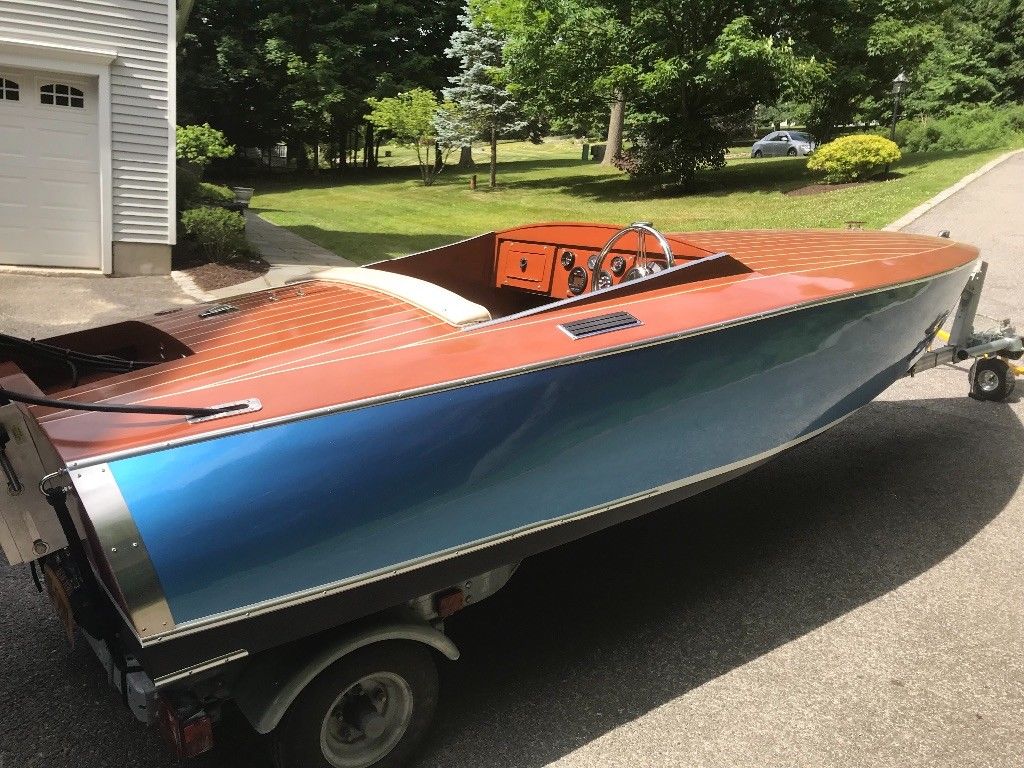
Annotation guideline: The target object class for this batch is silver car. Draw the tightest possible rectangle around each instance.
[750,130,816,158]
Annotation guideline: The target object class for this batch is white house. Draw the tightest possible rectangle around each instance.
[0,0,177,274]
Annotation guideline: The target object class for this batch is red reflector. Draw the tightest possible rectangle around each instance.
[157,696,214,758]
[435,588,466,618]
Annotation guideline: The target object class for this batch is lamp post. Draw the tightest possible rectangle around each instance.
[889,71,909,141]
[887,71,909,175]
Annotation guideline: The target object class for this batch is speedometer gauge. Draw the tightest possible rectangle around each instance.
[567,267,588,295]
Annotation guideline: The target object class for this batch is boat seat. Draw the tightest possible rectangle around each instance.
[315,267,492,327]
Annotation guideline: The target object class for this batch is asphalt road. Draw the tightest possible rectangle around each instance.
[1,153,1022,768]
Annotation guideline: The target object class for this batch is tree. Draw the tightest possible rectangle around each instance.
[491,0,813,187]
[771,0,945,136]
[485,0,629,158]
[365,89,453,185]
[433,99,478,168]
[178,0,464,171]
[443,6,526,187]
[625,17,809,188]
[903,0,1023,117]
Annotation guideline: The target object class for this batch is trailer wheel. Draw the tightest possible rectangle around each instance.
[968,357,1016,402]
[274,641,439,768]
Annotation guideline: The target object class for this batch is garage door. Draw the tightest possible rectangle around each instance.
[0,68,101,269]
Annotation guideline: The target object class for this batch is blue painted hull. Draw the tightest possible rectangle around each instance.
[108,268,967,626]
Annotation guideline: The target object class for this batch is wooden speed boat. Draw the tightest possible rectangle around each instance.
[0,221,1000,765]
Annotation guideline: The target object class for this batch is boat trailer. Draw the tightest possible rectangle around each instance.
[908,258,1023,401]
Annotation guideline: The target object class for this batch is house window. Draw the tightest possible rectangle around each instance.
[40,83,84,108]
[0,77,18,101]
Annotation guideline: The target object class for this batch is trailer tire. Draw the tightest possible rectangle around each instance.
[968,357,1016,402]
[274,641,439,768]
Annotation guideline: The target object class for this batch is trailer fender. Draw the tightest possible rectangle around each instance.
[233,621,459,735]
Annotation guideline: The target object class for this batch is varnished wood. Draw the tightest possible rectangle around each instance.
[10,226,976,464]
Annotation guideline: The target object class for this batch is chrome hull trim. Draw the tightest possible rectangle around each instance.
[70,464,175,637]
[65,261,976,472]
[153,649,249,688]
[136,410,853,647]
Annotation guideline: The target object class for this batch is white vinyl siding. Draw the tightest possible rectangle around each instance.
[0,0,172,245]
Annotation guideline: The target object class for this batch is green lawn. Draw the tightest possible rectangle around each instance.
[252,138,1015,266]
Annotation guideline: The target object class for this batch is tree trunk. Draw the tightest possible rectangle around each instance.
[489,126,497,187]
[292,141,308,172]
[434,141,443,172]
[602,90,625,166]
[313,141,319,174]
[365,123,376,168]
[459,145,474,168]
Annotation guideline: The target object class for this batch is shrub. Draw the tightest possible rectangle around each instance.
[194,182,236,207]
[807,134,900,183]
[901,120,943,153]
[176,123,235,168]
[892,104,1024,153]
[180,206,246,261]
[176,164,201,210]
[176,170,235,211]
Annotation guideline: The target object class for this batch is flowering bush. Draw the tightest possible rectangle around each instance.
[176,123,235,168]
[807,134,900,183]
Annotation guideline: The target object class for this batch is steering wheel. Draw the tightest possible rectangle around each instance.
[590,222,675,292]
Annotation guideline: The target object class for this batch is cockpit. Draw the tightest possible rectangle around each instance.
[355,221,752,325]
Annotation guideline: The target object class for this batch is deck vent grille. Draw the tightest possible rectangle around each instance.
[199,304,239,319]
[560,311,642,339]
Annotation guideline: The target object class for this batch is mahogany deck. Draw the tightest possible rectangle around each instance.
[29,228,978,464]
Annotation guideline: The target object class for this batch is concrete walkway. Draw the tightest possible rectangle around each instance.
[191,211,356,300]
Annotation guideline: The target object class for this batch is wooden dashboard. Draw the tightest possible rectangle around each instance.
[494,223,717,299]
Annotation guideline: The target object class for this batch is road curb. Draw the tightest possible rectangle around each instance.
[170,269,214,303]
[884,148,1024,232]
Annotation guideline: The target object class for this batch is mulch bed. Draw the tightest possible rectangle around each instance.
[172,242,270,292]
[787,172,903,196]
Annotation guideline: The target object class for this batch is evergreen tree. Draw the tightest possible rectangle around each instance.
[442,6,525,187]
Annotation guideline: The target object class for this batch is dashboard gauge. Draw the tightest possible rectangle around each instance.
[610,255,626,276]
[587,253,599,270]
[596,271,613,290]
[624,266,645,282]
[560,250,576,270]
[624,262,666,282]
[567,266,588,295]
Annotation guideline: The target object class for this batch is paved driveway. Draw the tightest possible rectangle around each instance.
[0,272,192,338]
[1,155,1022,768]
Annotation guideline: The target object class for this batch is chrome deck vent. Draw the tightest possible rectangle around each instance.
[559,311,642,340]
[199,304,239,319]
